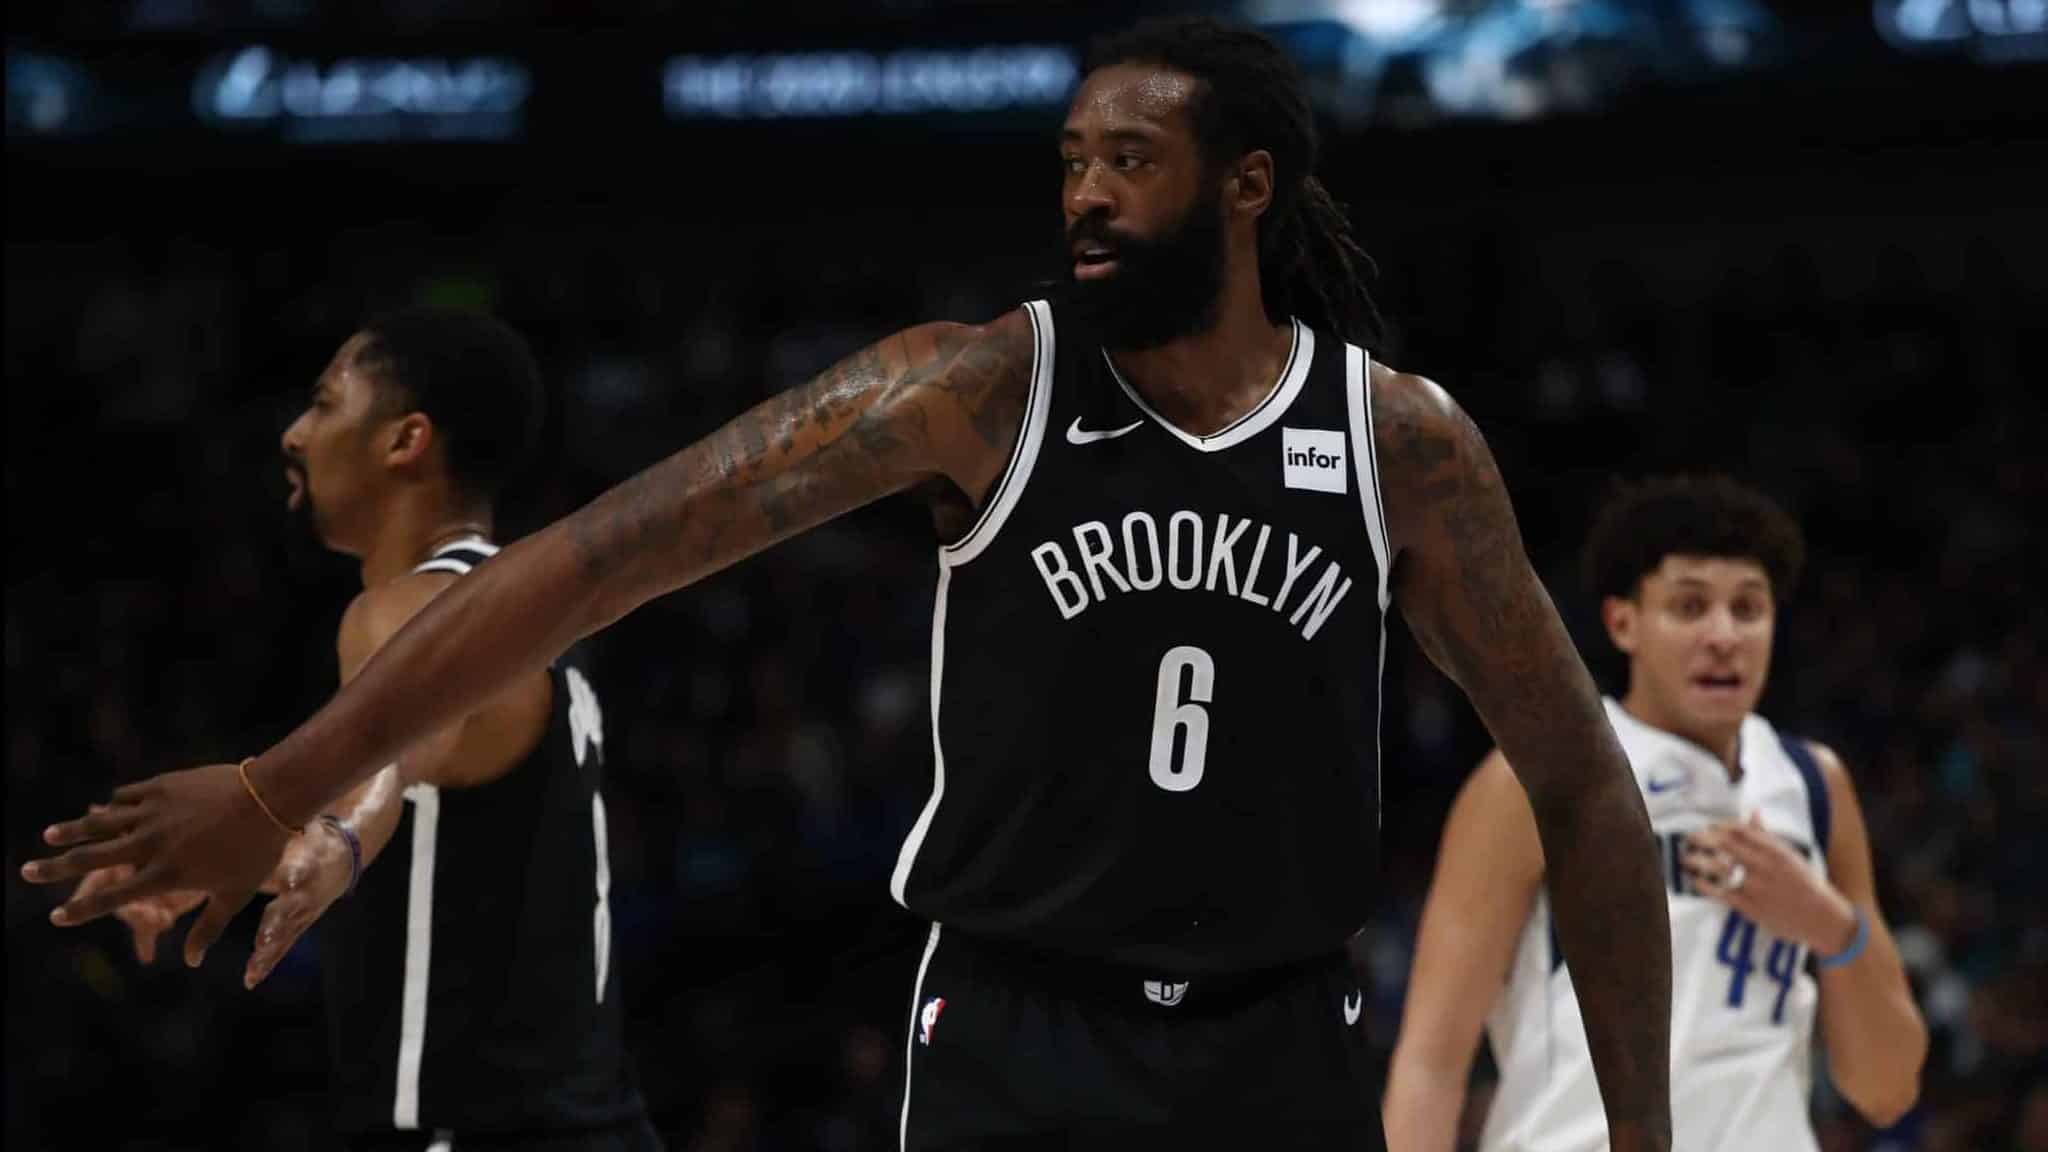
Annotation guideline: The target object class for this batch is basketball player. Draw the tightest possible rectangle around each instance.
[28,19,1674,1150]
[67,310,661,1152]
[1383,475,1926,1152]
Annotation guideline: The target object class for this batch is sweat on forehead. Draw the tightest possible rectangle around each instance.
[1069,65,1203,133]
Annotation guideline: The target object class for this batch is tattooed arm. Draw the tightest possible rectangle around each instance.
[26,309,1038,946]
[1374,366,1671,1152]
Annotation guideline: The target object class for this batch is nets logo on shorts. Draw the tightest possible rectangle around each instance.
[1282,427,1347,494]
[1144,980,1188,1007]
[919,995,947,1045]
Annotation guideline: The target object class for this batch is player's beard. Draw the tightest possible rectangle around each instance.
[1059,184,1227,352]
[283,458,323,545]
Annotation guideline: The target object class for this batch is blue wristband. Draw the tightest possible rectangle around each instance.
[1816,909,1869,970]
[316,814,362,895]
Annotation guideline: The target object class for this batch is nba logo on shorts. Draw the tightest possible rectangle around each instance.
[919,996,947,1046]
[1281,427,1347,494]
[1144,980,1188,1006]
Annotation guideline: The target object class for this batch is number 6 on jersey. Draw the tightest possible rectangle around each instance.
[1149,645,1215,792]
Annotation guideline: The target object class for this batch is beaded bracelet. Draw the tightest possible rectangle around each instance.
[1816,909,1869,970]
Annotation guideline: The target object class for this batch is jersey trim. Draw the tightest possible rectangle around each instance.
[1101,319,1312,453]
[1343,343,1392,828]
[412,536,501,577]
[898,923,943,1152]
[1779,735,1831,860]
[1342,343,1392,610]
[889,566,952,907]
[393,782,442,1130]
[938,300,1055,567]
[592,794,613,1003]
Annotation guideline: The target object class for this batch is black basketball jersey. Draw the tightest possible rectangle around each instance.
[322,536,646,1137]
[890,300,1392,975]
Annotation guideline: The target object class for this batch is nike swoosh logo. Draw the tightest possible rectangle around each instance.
[1343,991,1362,1026]
[1067,417,1143,445]
[1646,776,1685,794]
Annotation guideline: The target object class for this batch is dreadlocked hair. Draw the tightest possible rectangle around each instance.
[1084,15,1384,348]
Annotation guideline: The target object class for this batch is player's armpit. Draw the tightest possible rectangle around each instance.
[1373,366,1671,1152]
[1385,751,1545,1152]
[247,307,1037,826]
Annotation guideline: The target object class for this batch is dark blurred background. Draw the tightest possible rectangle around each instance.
[6,2,2045,1150]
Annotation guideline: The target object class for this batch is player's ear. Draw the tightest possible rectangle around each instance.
[1229,150,1274,219]
[1602,594,1638,655]
[384,412,434,469]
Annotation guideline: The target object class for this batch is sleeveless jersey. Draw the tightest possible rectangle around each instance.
[889,299,1393,975]
[1481,698,1833,1152]
[322,535,647,1137]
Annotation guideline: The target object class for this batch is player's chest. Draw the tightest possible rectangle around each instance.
[997,446,1376,641]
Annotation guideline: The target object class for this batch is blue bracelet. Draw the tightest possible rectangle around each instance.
[316,814,362,895]
[1816,909,1869,970]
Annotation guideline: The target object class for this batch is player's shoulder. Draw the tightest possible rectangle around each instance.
[1806,740,1854,796]
[1363,359,1492,532]
[1456,747,1534,819]
[337,570,457,659]
[1366,360,1478,462]
[1367,359,1459,424]
[903,305,1039,393]
[1751,712,1855,793]
[1447,747,1545,870]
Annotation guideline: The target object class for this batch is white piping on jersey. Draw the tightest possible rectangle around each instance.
[426,1133,453,1152]
[1341,343,1392,612]
[898,923,943,1152]
[592,794,613,1004]
[1100,319,1312,453]
[412,535,500,576]
[939,299,1056,567]
[393,782,441,1130]
[889,565,952,908]
[897,302,1050,905]
[1344,343,1392,831]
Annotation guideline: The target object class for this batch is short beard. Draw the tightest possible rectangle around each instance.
[282,463,328,551]
[1058,184,1227,351]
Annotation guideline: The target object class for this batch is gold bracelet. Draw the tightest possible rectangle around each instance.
[236,758,301,836]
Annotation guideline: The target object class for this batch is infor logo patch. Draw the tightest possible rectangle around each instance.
[1282,427,1347,494]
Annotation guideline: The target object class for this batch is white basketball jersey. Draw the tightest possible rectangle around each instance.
[1479,699,1833,1152]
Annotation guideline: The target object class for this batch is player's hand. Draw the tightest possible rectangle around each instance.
[71,861,208,964]
[21,762,293,968]
[243,826,352,990]
[1683,812,1857,955]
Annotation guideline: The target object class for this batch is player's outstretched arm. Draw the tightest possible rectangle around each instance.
[55,574,514,972]
[1374,367,1671,1152]
[1384,751,1545,1152]
[25,309,1038,953]
[242,571,543,984]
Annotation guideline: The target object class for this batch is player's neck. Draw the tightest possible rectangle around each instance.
[358,492,493,588]
[1619,689,1742,776]
[1108,282,1291,438]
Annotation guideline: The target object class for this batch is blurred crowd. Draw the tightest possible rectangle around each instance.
[6,153,2044,1151]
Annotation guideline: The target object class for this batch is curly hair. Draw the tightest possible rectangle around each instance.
[1582,474,1807,603]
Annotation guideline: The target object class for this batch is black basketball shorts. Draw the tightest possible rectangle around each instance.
[896,925,1386,1151]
